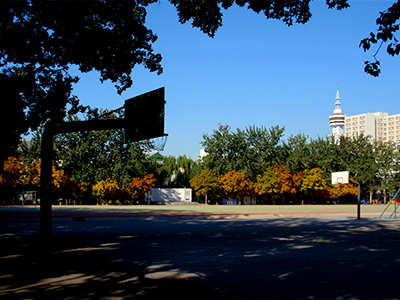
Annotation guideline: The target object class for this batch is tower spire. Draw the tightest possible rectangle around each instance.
[334,83,342,113]
[329,85,346,143]
[336,82,340,101]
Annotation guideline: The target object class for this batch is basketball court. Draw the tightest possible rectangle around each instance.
[1,204,400,299]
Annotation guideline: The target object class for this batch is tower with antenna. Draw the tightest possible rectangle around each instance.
[329,85,346,142]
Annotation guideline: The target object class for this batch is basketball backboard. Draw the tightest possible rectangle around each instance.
[124,87,166,142]
[331,171,349,185]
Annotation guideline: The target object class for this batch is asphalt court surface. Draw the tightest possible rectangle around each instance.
[1,205,400,299]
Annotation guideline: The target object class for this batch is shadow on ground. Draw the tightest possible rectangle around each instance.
[1,215,400,299]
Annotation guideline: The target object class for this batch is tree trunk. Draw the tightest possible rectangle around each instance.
[383,189,387,204]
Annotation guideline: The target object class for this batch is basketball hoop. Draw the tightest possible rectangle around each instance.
[331,171,349,185]
[149,134,168,151]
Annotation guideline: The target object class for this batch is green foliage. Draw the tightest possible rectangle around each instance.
[338,135,378,188]
[22,110,152,191]
[9,120,400,204]
[373,140,400,194]
[281,133,312,172]
[200,124,400,201]
[159,155,196,188]
[360,1,400,76]
[200,124,285,178]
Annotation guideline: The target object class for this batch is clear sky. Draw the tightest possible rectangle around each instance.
[71,0,400,160]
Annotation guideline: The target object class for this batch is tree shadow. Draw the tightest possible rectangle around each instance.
[1,215,400,299]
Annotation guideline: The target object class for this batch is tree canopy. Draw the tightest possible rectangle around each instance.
[1,121,399,205]
[7,0,394,162]
[198,124,400,202]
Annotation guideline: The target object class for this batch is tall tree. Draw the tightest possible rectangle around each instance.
[338,135,378,195]
[256,165,302,204]
[201,124,285,178]
[373,140,400,202]
[256,167,281,198]
[219,170,256,201]
[282,133,312,172]
[190,167,220,204]
[127,173,157,204]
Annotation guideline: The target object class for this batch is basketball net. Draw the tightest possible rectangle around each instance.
[149,134,168,151]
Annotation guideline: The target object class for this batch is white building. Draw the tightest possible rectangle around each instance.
[345,112,400,144]
[145,188,192,204]
[329,88,346,142]
[198,149,207,161]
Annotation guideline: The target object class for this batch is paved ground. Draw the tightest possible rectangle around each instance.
[1,205,400,299]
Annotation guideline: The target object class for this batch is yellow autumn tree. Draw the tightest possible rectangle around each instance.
[21,160,40,188]
[92,178,123,204]
[190,167,219,204]
[28,160,69,192]
[126,174,157,201]
[255,167,281,195]
[1,156,23,187]
[1,157,69,193]
[300,168,329,201]
[329,183,358,199]
[277,165,303,204]
[256,165,303,204]
[219,170,256,200]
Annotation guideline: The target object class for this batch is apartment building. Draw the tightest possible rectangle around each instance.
[345,112,400,143]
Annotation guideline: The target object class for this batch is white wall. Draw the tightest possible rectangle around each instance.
[145,188,192,203]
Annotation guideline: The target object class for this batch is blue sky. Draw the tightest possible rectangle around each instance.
[72,0,400,160]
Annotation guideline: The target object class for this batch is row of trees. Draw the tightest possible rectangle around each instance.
[190,167,358,205]
[0,156,158,205]
[0,111,197,204]
[195,124,400,203]
[1,120,399,205]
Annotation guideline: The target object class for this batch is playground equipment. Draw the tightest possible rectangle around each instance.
[379,188,400,219]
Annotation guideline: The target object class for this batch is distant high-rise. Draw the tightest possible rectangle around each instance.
[345,112,400,144]
[329,88,346,142]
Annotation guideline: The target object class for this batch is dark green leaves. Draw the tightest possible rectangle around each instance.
[360,1,400,76]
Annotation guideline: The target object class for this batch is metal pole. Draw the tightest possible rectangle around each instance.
[40,124,55,243]
[38,119,126,241]
[357,183,361,220]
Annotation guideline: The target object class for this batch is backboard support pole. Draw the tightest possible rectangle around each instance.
[39,87,166,243]
[357,183,361,220]
[40,118,135,243]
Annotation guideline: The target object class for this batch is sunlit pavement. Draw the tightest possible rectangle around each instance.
[1,205,400,299]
